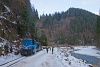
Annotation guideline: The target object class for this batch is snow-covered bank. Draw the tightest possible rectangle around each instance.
[73,46,100,58]
[56,47,90,67]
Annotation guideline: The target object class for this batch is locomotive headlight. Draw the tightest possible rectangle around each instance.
[25,46,28,49]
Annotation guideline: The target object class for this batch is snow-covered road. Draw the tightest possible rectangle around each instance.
[11,49,64,67]
[8,47,91,67]
[1,46,99,67]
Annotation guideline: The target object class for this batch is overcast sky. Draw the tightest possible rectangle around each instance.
[30,0,100,16]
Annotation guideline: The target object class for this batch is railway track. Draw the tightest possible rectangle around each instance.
[0,56,25,67]
[0,50,43,67]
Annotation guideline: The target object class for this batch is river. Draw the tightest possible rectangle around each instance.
[70,51,100,66]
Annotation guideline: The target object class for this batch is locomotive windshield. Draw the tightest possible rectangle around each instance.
[22,39,33,46]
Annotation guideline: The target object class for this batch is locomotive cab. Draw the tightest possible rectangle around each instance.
[20,39,38,56]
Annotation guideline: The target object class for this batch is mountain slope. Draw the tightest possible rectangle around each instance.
[40,8,98,45]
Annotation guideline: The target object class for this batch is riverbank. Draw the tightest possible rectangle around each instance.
[73,46,100,58]
[71,46,100,67]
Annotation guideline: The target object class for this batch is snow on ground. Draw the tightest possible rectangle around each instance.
[9,47,90,67]
[4,5,11,12]
[73,46,100,58]
[10,50,64,67]
[0,46,96,67]
[56,47,90,67]
[0,53,22,65]
[12,21,17,24]
[0,16,6,19]
[0,37,22,66]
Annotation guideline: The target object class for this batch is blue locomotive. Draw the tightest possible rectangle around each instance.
[20,39,39,56]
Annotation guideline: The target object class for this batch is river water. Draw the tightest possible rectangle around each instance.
[70,51,100,65]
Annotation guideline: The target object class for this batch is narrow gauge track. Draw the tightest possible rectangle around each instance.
[0,56,25,67]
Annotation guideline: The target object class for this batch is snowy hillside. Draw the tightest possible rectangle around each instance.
[0,0,22,56]
[0,0,36,56]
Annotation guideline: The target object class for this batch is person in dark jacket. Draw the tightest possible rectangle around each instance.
[46,47,48,54]
[52,47,54,54]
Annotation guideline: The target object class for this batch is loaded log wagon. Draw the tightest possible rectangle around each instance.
[20,39,40,56]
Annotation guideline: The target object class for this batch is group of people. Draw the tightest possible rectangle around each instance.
[46,47,54,54]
